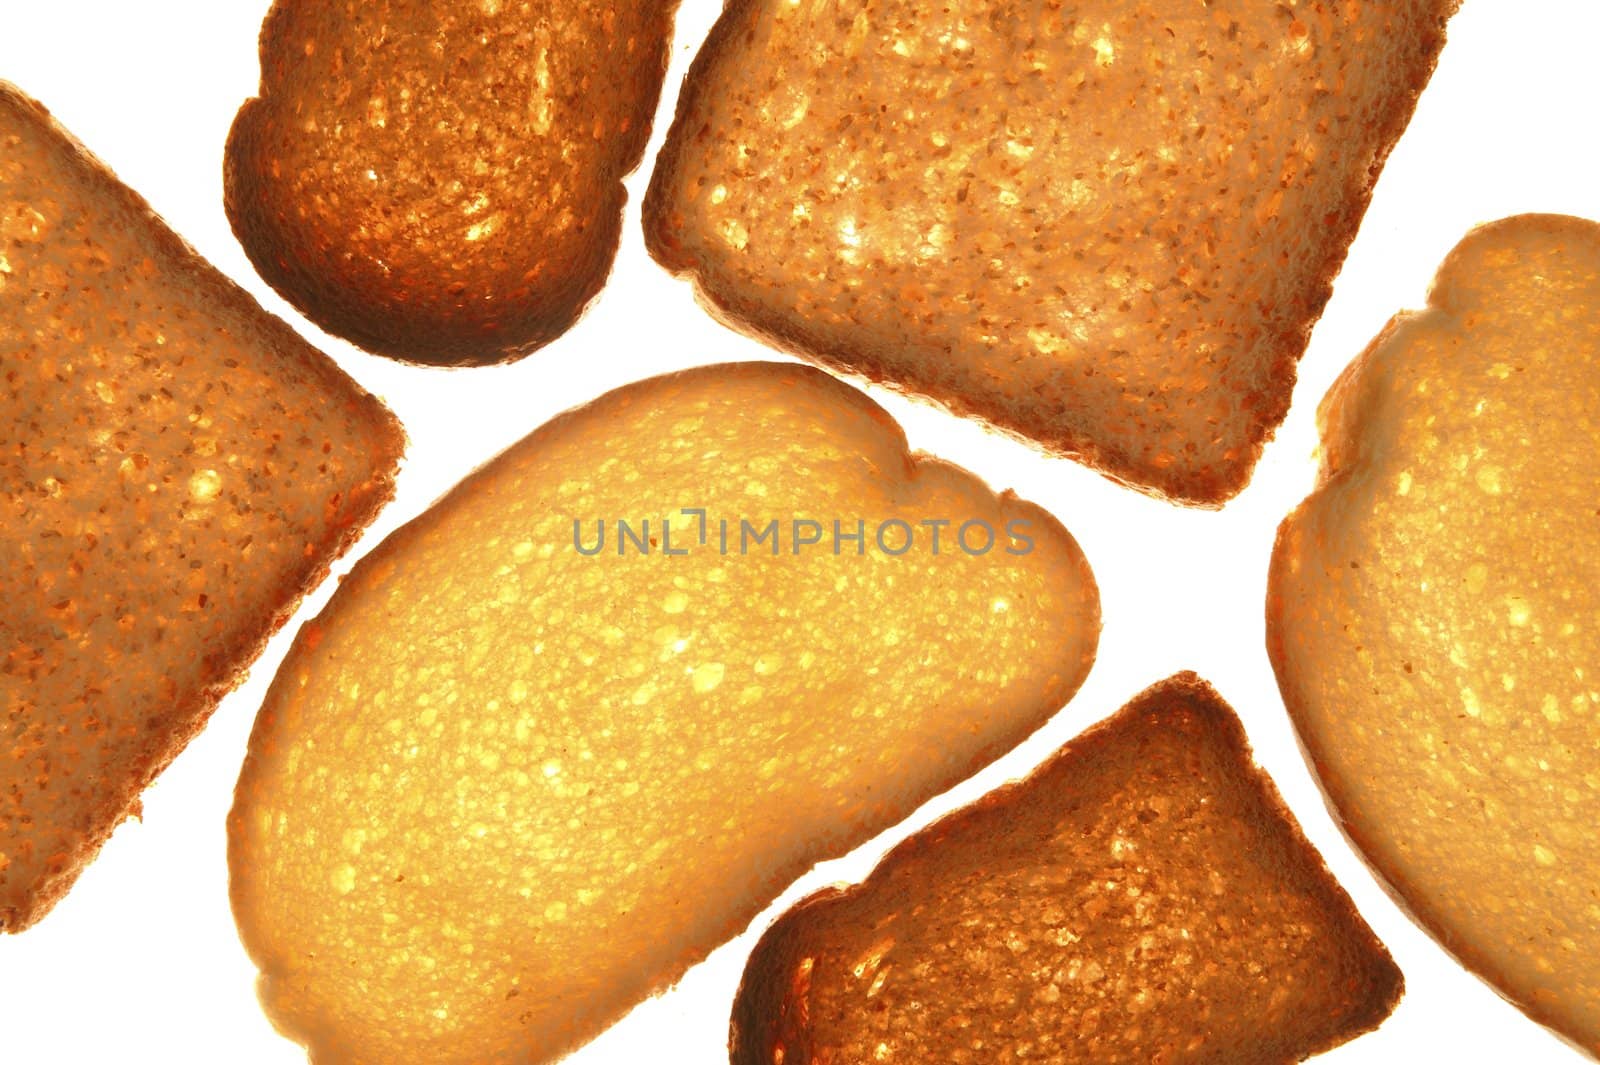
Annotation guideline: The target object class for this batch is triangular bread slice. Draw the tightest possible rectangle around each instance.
[230,361,1100,1064]
[0,83,403,933]
[732,673,1401,1064]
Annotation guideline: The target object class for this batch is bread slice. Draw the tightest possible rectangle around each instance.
[1268,214,1600,1055]
[645,0,1458,505]
[731,673,1402,1064]
[229,361,1099,1065]
[226,0,680,365]
[0,83,403,933]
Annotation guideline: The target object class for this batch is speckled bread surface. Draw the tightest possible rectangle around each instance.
[229,361,1100,1065]
[0,83,403,933]
[731,673,1402,1065]
[226,0,680,366]
[646,0,1459,505]
[1269,215,1600,1056]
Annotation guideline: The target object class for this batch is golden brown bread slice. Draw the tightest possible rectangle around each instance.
[645,0,1459,505]
[1268,214,1600,1055]
[731,673,1402,1065]
[229,361,1099,1065]
[0,83,403,933]
[226,0,680,365]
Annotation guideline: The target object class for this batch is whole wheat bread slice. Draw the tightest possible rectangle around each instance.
[647,0,1458,504]
[0,83,403,932]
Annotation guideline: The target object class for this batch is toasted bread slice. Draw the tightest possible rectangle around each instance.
[229,361,1100,1065]
[0,83,403,933]
[732,673,1401,1064]
[645,0,1458,504]
[1268,214,1600,1055]
[226,0,680,365]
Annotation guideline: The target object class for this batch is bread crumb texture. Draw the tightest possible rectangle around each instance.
[1269,214,1600,1054]
[646,0,1458,504]
[731,673,1402,1064]
[0,83,403,933]
[229,362,1100,1065]
[227,0,681,365]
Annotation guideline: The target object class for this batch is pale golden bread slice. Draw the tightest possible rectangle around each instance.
[1268,214,1600,1055]
[229,361,1100,1065]
[0,83,403,933]
[731,673,1402,1064]
[226,0,681,365]
[645,0,1459,504]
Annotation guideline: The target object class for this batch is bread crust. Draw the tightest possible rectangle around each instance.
[1268,214,1600,1057]
[0,84,404,932]
[646,0,1459,505]
[226,0,681,366]
[731,673,1403,1064]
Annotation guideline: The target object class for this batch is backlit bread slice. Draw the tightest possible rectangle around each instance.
[1268,214,1600,1055]
[732,673,1401,1065]
[226,0,681,365]
[0,83,403,932]
[229,361,1100,1065]
[645,0,1458,505]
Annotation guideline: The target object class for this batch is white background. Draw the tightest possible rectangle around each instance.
[1,1,1595,1062]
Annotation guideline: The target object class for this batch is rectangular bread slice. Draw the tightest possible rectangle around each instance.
[646,0,1459,504]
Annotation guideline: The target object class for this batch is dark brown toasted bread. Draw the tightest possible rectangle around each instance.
[646,0,1458,504]
[731,673,1402,1064]
[226,0,680,365]
[0,82,403,932]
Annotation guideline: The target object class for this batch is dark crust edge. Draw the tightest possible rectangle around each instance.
[729,671,1404,1064]
[0,82,405,934]
[644,1,1463,507]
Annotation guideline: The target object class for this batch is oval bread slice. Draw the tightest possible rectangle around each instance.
[1269,214,1600,1055]
[230,362,1100,1065]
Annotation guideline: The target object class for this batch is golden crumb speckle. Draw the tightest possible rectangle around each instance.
[187,468,223,503]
